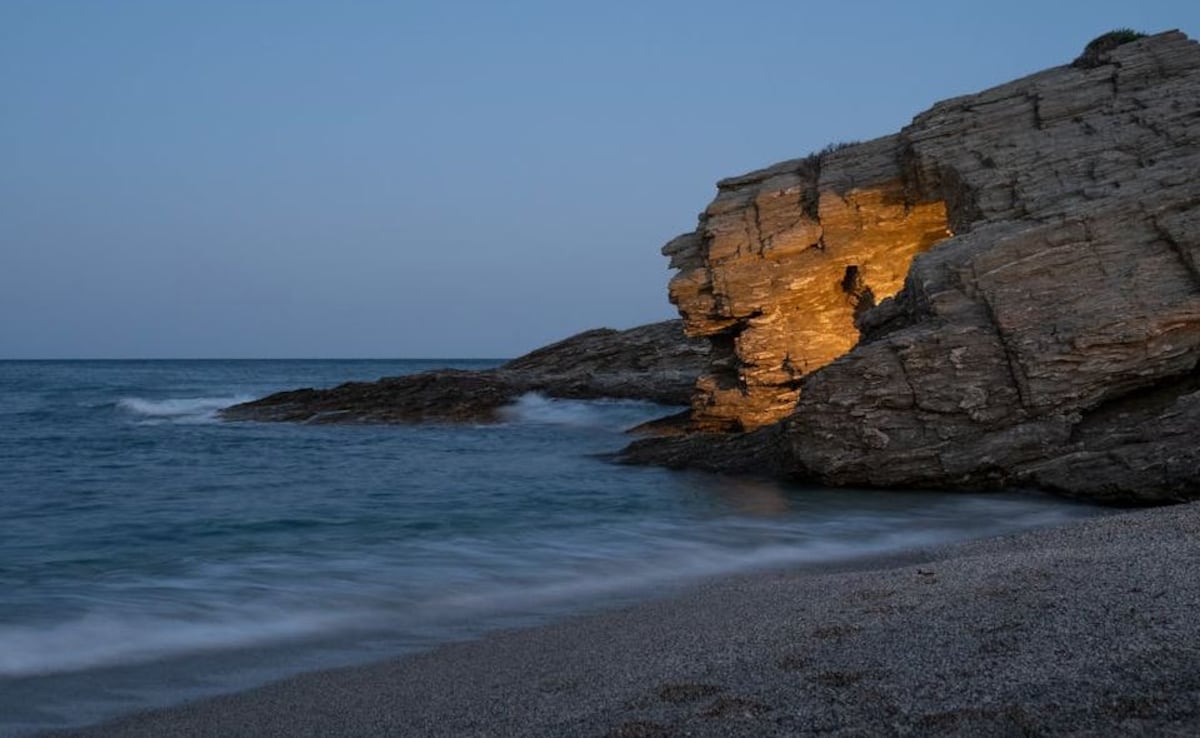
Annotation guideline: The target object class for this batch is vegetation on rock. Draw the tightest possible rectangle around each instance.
[1073,28,1147,68]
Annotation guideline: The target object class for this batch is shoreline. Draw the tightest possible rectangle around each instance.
[46,502,1200,737]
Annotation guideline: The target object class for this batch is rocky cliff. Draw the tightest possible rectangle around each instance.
[221,320,708,424]
[629,31,1200,504]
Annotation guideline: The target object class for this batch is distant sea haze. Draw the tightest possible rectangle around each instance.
[0,359,1103,736]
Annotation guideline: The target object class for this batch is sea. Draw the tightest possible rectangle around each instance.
[0,359,1104,736]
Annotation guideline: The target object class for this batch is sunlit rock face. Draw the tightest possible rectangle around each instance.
[638,31,1200,503]
[666,136,951,430]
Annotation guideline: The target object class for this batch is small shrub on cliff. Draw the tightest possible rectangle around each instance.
[794,141,862,218]
[818,140,859,157]
[806,141,859,165]
[799,140,860,172]
[1073,28,1147,68]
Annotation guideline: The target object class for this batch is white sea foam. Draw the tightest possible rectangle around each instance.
[430,530,960,613]
[0,606,363,677]
[117,395,252,423]
[0,496,1096,679]
[0,539,879,677]
[426,496,1098,616]
[499,392,672,431]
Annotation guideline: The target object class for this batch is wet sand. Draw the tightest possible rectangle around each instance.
[50,503,1200,737]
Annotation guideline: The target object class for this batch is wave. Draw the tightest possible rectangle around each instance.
[0,606,363,678]
[499,393,674,431]
[117,395,252,424]
[0,539,875,678]
[0,495,1096,678]
[428,509,1092,616]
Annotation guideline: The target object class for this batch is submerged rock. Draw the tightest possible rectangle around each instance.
[629,31,1200,504]
[220,320,708,425]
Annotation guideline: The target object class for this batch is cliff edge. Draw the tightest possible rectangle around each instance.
[627,31,1200,504]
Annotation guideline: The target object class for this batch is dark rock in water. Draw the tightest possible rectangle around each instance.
[220,370,520,425]
[220,320,708,425]
[501,320,707,405]
[625,409,693,437]
[627,31,1200,504]
[620,425,788,475]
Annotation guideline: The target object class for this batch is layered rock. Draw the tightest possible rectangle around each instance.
[666,139,952,430]
[501,319,707,403]
[221,320,708,425]
[630,31,1200,503]
[219,370,520,425]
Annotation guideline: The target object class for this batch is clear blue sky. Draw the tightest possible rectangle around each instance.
[2,1,1197,358]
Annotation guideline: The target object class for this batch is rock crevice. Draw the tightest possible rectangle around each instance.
[667,133,954,432]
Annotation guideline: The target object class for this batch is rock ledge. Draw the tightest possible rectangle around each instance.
[221,320,708,425]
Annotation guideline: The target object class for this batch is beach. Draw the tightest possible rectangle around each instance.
[50,501,1200,737]
[0,360,1097,736]
[7,7,1200,738]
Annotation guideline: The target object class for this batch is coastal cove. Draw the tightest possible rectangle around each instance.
[46,503,1200,737]
[3,19,1199,738]
[0,360,1098,736]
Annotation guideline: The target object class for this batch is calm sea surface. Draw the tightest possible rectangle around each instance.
[0,360,1102,735]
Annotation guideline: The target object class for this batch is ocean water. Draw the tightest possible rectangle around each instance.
[0,360,1102,736]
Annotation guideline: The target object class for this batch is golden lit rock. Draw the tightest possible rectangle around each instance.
[666,136,952,430]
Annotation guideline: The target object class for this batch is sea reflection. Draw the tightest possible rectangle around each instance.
[699,476,794,516]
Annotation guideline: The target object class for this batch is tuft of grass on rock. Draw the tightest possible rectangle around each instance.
[1073,28,1148,69]
[817,140,859,157]
[801,140,860,169]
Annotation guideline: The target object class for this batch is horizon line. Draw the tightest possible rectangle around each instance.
[0,357,513,362]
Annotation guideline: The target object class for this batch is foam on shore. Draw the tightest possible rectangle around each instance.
[47,503,1200,737]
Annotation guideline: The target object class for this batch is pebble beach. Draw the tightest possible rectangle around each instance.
[50,502,1200,737]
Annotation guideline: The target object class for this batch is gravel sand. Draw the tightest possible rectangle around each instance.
[51,503,1200,737]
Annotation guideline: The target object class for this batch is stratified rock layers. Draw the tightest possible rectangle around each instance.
[643,31,1200,503]
[666,139,952,430]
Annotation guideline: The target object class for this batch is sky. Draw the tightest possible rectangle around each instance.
[2,1,1197,358]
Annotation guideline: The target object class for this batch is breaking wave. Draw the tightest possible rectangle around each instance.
[0,492,1096,679]
[499,392,675,431]
[117,396,251,423]
[0,607,357,678]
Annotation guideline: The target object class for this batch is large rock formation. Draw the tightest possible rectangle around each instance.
[221,320,708,424]
[628,31,1200,504]
[666,141,953,431]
